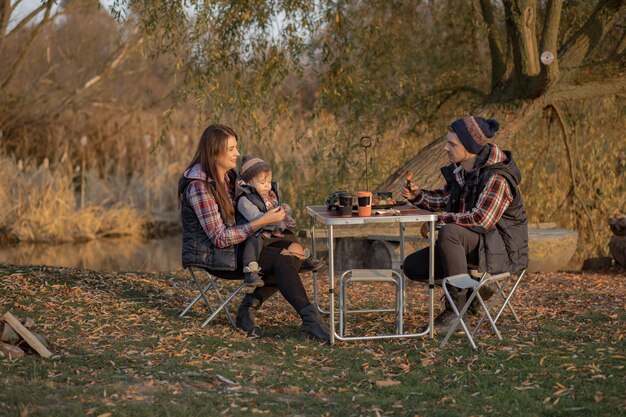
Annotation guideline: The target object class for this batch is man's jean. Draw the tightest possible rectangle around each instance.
[403,224,480,309]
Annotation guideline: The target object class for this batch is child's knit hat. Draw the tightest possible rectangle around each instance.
[240,155,272,183]
[450,116,500,154]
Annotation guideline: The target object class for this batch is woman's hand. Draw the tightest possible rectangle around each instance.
[260,207,285,227]
[401,184,421,201]
[249,207,285,231]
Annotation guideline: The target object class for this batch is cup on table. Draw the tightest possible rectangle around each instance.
[356,191,372,217]
[338,193,353,217]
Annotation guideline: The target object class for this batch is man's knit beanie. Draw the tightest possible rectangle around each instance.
[450,116,500,154]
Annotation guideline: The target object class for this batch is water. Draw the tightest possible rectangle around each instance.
[0,235,183,272]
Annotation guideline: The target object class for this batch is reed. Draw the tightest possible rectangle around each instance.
[0,155,146,243]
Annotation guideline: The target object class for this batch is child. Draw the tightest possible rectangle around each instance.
[236,155,319,287]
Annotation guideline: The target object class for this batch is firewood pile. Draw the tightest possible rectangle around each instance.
[1,312,52,359]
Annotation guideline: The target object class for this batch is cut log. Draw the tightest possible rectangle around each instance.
[0,342,25,359]
[1,322,20,344]
[2,312,52,358]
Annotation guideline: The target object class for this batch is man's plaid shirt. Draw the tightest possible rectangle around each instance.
[410,144,513,232]
[184,164,254,248]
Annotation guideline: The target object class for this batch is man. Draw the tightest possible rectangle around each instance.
[402,116,528,331]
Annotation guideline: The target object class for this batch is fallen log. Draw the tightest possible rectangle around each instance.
[2,312,52,358]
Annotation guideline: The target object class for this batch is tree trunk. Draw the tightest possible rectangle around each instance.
[559,0,626,68]
[377,0,625,196]
[503,0,541,96]
[479,0,507,91]
[537,0,562,92]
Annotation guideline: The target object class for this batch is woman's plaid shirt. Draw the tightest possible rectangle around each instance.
[185,166,254,248]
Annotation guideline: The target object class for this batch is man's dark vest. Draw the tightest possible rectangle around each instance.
[179,172,238,271]
[441,148,529,274]
[235,182,281,226]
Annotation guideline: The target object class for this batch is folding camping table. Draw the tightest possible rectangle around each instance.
[306,205,438,344]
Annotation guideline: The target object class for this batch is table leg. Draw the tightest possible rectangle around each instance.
[398,223,405,334]
[328,225,335,344]
[310,216,322,314]
[429,220,435,338]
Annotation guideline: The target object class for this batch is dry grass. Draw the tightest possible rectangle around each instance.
[0,155,146,243]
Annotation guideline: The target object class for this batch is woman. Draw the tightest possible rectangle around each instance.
[178,124,330,341]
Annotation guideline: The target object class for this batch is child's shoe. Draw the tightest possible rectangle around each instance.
[243,262,264,287]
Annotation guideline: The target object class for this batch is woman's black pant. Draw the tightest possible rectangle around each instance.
[209,239,308,312]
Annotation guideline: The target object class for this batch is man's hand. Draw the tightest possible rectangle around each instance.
[420,222,430,239]
[402,184,421,201]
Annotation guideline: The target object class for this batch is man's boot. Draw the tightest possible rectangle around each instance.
[428,288,463,334]
[236,294,262,338]
[297,304,331,342]
[468,282,496,315]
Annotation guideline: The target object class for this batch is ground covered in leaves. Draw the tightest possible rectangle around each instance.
[1,263,624,417]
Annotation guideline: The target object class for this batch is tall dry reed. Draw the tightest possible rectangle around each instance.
[0,155,146,243]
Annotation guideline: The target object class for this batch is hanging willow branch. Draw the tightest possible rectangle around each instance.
[544,103,597,241]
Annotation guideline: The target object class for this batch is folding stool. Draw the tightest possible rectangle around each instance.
[339,269,403,337]
[440,269,526,349]
[179,267,246,328]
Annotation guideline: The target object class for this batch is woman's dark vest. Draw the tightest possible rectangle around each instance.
[179,173,238,271]
[441,149,529,274]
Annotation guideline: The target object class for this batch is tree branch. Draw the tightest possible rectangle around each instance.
[5,1,50,38]
[47,28,144,118]
[547,76,626,102]
[479,0,507,91]
[0,0,11,43]
[616,28,626,56]
[537,0,562,91]
[559,0,626,68]
[544,103,597,243]
[0,1,53,92]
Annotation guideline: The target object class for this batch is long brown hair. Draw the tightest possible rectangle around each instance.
[184,124,238,223]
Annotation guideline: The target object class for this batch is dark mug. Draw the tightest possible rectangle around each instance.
[338,194,353,217]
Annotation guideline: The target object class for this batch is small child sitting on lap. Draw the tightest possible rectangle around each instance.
[236,155,319,287]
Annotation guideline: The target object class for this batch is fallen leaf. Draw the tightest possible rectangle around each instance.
[375,379,400,387]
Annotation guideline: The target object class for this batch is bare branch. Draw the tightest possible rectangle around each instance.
[559,0,626,68]
[430,86,488,111]
[0,1,53,91]
[544,103,598,243]
[547,76,626,102]
[48,28,144,118]
[0,0,12,42]
[479,0,507,90]
[5,1,50,37]
[616,28,626,55]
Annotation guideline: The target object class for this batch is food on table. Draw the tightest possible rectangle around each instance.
[372,197,396,206]
[405,171,413,189]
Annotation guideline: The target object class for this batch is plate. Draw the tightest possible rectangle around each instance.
[352,200,408,210]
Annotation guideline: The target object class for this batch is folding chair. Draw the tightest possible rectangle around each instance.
[179,267,246,328]
[440,269,526,350]
[339,269,403,337]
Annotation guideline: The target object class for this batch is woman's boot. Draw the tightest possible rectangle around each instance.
[297,304,330,342]
[236,294,262,338]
